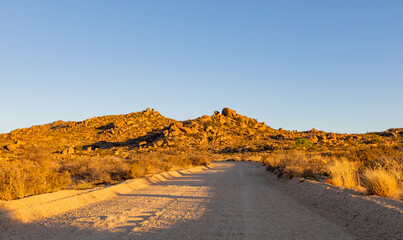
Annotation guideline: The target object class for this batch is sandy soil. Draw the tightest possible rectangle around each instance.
[0,161,401,239]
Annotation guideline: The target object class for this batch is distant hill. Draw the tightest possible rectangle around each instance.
[1,107,402,160]
[1,108,402,201]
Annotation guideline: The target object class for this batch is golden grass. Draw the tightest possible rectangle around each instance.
[0,148,210,200]
[363,168,401,199]
[328,158,361,189]
[263,147,403,200]
[0,148,71,200]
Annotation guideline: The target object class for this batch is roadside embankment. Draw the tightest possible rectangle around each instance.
[0,164,212,223]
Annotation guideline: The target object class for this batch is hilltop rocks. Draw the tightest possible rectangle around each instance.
[201,115,212,121]
[222,108,237,117]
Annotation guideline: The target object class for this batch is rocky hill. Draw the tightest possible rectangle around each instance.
[1,107,402,201]
[0,108,176,160]
[1,108,402,161]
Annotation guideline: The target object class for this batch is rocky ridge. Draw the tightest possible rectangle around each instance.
[1,108,402,160]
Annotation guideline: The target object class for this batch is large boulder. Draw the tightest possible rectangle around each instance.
[222,108,237,117]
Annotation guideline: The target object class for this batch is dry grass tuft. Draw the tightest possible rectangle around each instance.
[363,167,401,199]
[328,158,361,189]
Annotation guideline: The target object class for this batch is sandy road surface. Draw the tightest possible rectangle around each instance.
[1,161,354,240]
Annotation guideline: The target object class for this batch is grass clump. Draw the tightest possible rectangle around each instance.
[363,167,400,199]
[328,158,361,189]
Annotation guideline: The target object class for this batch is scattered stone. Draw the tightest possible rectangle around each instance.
[5,144,18,151]
[307,135,319,143]
[170,130,180,136]
[67,147,74,154]
[180,127,193,134]
[205,126,214,133]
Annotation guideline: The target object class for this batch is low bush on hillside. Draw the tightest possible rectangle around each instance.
[292,138,313,150]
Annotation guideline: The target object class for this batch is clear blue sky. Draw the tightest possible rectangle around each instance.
[1,1,402,134]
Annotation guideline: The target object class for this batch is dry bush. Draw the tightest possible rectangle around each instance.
[60,156,130,184]
[0,148,71,200]
[363,167,401,199]
[328,158,361,189]
[128,151,210,179]
[188,154,210,166]
[348,146,401,166]
[262,151,327,179]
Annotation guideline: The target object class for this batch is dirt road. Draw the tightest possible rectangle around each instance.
[1,161,354,240]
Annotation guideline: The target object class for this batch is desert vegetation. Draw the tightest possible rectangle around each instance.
[0,147,209,200]
[263,146,403,199]
[1,108,402,200]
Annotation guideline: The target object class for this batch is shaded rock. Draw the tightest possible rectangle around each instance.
[222,108,237,117]
[179,127,193,134]
[5,144,18,151]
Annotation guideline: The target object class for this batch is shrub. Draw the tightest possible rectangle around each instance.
[188,154,210,166]
[127,151,210,179]
[262,151,327,179]
[60,156,130,184]
[293,138,313,150]
[0,148,71,200]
